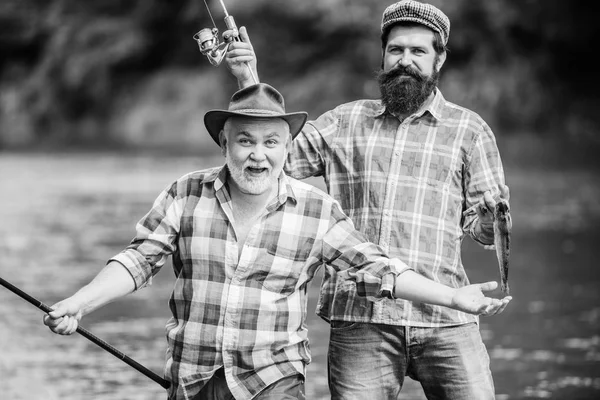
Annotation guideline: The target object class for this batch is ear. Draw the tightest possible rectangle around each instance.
[218,130,227,156]
[436,51,447,71]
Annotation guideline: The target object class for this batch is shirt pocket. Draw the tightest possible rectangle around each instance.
[408,144,456,190]
[259,239,313,295]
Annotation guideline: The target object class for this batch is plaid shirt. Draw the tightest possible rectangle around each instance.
[110,166,408,400]
[285,89,506,327]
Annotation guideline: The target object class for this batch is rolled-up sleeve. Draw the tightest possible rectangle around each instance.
[322,202,412,301]
[462,121,506,245]
[109,181,182,290]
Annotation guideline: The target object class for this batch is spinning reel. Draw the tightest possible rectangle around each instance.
[193,0,257,83]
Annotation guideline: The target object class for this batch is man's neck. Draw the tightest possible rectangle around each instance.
[228,179,278,219]
[227,179,278,248]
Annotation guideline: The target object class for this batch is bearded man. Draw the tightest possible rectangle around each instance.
[42,83,510,400]
[225,2,511,399]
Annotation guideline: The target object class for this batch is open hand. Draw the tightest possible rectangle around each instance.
[450,281,512,316]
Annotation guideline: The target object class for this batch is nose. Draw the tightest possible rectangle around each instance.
[397,50,413,67]
[250,145,266,161]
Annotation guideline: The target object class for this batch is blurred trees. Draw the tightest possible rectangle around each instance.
[0,0,598,150]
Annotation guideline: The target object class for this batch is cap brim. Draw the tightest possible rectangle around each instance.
[204,110,309,145]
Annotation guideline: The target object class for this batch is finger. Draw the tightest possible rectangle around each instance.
[475,298,493,314]
[476,199,489,218]
[483,244,496,251]
[226,55,255,65]
[500,184,510,201]
[239,26,253,46]
[477,281,498,292]
[488,296,512,315]
[483,191,496,209]
[43,314,63,327]
[225,40,251,52]
[66,317,79,335]
[54,315,72,334]
[492,300,510,315]
[225,50,255,63]
[48,303,68,319]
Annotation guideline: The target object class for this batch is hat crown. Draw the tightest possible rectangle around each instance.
[228,83,287,116]
[381,0,450,45]
[203,83,308,145]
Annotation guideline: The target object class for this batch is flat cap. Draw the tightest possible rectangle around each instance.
[381,1,450,45]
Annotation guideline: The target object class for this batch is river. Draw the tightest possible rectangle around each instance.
[0,152,598,399]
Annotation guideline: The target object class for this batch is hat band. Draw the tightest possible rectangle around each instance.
[230,108,284,116]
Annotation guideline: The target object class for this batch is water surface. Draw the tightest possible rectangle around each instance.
[1,153,598,399]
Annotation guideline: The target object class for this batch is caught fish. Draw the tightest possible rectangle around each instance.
[493,199,512,295]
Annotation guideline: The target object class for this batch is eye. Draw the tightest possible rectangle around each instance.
[238,138,252,145]
[265,139,279,147]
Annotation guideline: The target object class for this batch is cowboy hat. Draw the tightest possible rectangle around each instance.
[204,83,308,145]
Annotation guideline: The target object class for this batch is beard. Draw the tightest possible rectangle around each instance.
[377,61,440,116]
[225,147,280,195]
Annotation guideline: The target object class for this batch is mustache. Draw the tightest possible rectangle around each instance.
[381,65,425,82]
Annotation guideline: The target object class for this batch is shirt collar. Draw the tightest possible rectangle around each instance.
[375,87,445,122]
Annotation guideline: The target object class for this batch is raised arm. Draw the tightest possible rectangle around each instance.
[225,26,259,89]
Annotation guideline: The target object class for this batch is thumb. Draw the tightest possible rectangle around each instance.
[48,302,69,319]
[477,281,498,293]
[239,26,253,46]
[500,184,510,201]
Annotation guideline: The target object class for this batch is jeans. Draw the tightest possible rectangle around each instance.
[193,368,305,400]
[327,322,495,400]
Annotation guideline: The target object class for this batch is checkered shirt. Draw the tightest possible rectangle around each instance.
[110,166,408,400]
[285,88,505,327]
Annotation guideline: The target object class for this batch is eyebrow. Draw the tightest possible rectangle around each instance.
[234,131,283,139]
[264,131,283,139]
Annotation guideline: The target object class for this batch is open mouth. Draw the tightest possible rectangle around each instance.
[246,166,269,176]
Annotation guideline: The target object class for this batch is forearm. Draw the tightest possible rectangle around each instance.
[238,76,255,89]
[393,270,456,307]
[70,261,136,316]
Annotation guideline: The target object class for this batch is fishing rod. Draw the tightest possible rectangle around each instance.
[0,275,171,390]
[193,0,258,84]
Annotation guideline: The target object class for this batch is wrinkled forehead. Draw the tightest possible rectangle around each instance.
[224,116,290,134]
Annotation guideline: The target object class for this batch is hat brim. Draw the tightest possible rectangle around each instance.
[204,110,309,145]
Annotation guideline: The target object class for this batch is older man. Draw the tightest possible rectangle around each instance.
[226,1,511,399]
[43,83,509,400]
